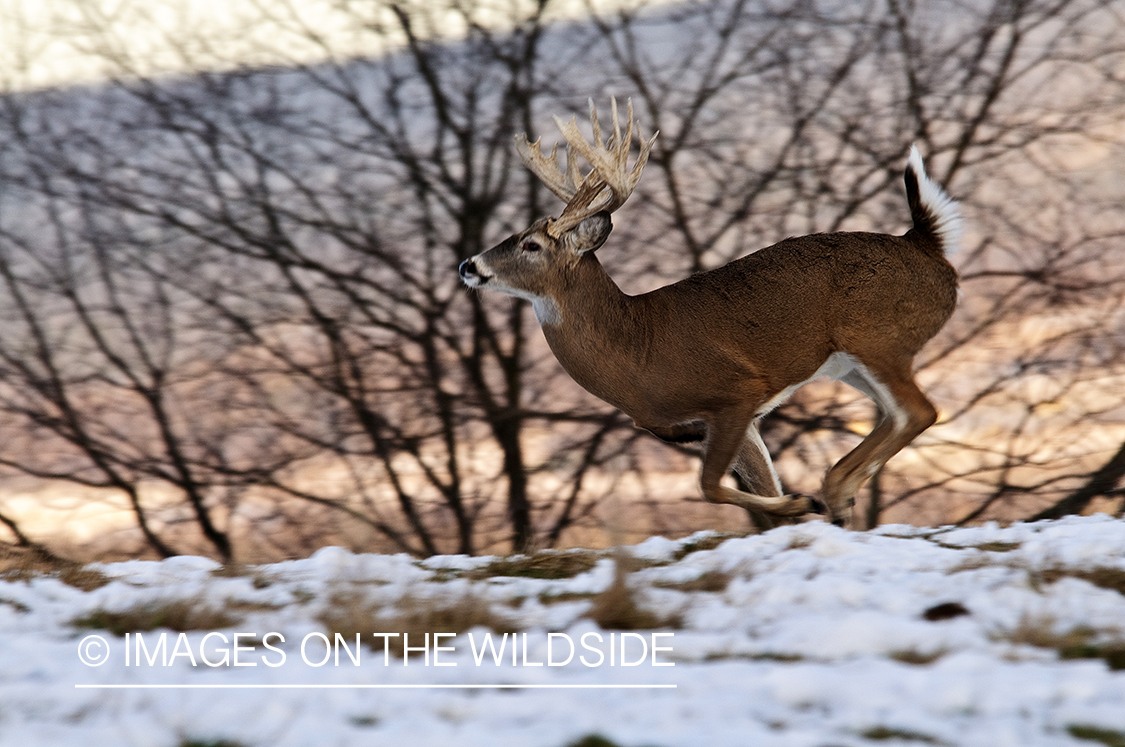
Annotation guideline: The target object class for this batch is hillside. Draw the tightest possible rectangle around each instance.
[2,515,1124,746]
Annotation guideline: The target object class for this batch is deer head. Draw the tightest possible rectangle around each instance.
[459,98,655,323]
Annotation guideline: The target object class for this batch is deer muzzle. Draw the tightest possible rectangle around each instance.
[458,258,490,287]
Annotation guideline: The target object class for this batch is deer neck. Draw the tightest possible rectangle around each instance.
[537,255,655,408]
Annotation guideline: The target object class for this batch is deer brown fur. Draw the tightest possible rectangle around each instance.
[460,99,960,527]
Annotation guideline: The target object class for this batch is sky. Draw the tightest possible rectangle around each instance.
[0,0,671,91]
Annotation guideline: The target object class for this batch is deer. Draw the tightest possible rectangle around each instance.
[459,99,961,528]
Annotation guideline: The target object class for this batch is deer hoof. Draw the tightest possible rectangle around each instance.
[784,493,825,516]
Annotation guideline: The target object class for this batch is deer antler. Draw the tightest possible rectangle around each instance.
[515,98,657,239]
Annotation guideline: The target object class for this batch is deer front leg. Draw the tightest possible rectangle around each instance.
[731,420,804,530]
[700,410,823,518]
[731,420,784,496]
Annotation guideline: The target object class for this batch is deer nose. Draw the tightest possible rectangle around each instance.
[459,259,486,284]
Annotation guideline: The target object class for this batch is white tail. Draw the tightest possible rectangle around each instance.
[460,100,960,527]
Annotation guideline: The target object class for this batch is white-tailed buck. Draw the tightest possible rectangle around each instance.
[460,99,961,527]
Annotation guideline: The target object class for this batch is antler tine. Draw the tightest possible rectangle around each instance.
[565,134,584,197]
[589,98,602,150]
[610,98,625,156]
[544,97,658,238]
[513,134,575,203]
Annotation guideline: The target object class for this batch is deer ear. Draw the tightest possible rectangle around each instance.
[563,212,612,255]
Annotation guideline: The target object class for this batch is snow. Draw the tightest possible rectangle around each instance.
[3,515,1125,746]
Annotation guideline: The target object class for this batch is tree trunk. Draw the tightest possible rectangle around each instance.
[1031,441,1125,521]
[496,418,532,553]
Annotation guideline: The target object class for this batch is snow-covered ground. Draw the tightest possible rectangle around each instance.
[3,515,1125,747]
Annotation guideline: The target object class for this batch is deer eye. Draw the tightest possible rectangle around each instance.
[523,241,542,253]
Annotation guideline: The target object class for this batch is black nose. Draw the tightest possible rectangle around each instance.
[458,259,475,279]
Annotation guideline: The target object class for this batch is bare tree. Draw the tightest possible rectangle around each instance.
[0,0,1121,560]
[0,0,647,557]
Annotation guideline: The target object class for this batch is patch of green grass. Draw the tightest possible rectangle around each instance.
[786,534,817,550]
[861,726,947,743]
[933,540,1022,553]
[703,651,803,663]
[210,563,251,578]
[997,615,1125,670]
[878,531,940,541]
[971,541,1022,552]
[585,552,682,631]
[0,546,111,592]
[0,597,30,614]
[653,569,732,593]
[320,591,517,657]
[467,550,601,581]
[1059,642,1125,671]
[207,562,286,591]
[250,574,275,590]
[290,589,315,605]
[73,599,241,636]
[672,532,746,561]
[1035,566,1125,597]
[1067,724,1125,747]
[51,566,112,591]
[222,599,283,614]
[881,527,1023,555]
[889,649,947,666]
[1002,615,1096,650]
[945,553,997,574]
[539,590,596,605]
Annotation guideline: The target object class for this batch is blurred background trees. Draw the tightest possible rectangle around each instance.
[0,0,1121,560]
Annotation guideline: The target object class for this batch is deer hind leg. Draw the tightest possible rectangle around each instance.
[701,408,823,519]
[823,360,938,526]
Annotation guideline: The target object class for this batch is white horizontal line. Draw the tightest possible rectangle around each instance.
[75,683,676,690]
